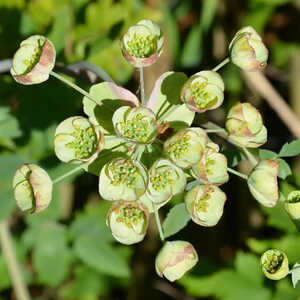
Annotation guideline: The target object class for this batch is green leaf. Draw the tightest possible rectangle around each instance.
[277,159,292,179]
[200,0,218,32]
[162,203,191,238]
[291,263,300,288]
[222,149,245,167]
[74,236,130,278]
[259,149,277,160]
[278,140,300,157]
[273,279,300,300]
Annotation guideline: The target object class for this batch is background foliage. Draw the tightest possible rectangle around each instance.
[1,0,300,299]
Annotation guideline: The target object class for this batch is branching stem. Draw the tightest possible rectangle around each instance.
[212,57,230,72]
[152,203,165,241]
[139,67,145,105]
[227,167,248,180]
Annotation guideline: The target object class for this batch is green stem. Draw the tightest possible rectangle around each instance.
[205,128,227,133]
[139,67,145,105]
[52,165,84,184]
[242,147,258,167]
[227,167,248,180]
[50,71,99,104]
[0,220,31,300]
[152,203,164,241]
[212,57,230,72]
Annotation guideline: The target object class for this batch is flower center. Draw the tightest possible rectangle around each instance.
[109,161,139,188]
[190,81,217,109]
[205,158,216,175]
[262,251,283,274]
[150,169,174,191]
[167,135,191,159]
[195,193,211,213]
[66,125,97,159]
[116,205,145,228]
[127,33,157,58]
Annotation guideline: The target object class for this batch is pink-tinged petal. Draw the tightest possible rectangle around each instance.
[107,82,139,106]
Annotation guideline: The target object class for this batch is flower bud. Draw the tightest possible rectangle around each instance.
[229,26,268,71]
[185,184,226,227]
[247,159,280,207]
[164,128,208,169]
[106,201,149,245]
[120,19,163,67]
[155,240,198,282]
[99,158,147,201]
[225,102,267,148]
[191,142,229,186]
[113,106,158,144]
[181,71,224,113]
[146,159,186,204]
[284,190,300,220]
[54,116,104,164]
[11,35,56,85]
[261,249,289,280]
[12,164,52,213]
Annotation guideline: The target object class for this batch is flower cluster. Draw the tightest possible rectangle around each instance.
[11,20,284,283]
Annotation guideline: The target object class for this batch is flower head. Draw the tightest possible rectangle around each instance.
[181,71,224,113]
[247,159,280,207]
[12,164,52,213]
[99,158,148,201]
[11,35,55,85]
[261,249,289,280]
[54,116,104,164]
[155,240,198,282]
[225,102,267,148]
[107,201,149,245]
[121,19,163,67]
[164,128,208,169]
[284,190,300,220]
[185,184,226,227]
[229,26,268,71]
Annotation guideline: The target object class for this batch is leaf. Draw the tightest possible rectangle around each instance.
[222,149,245,167]
[74,236,130,278]
[259,149,277,160]
[200,0,218,32]
[278,140,300,157]
[291,263,300,288]
[162,203,191,238]
[277,159,292,179]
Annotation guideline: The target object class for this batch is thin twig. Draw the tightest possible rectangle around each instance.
[242,70,300,139]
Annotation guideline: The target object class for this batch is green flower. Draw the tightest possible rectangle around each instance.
[181,71,224,113]
[261,249,289,280]
[121,19,164,67]
[113,106,158,144]
[54,116,104,164]
[107,201,149,245]
[247,159,280,207]
[146,159,186,204]
[12,164,52,213]
[284,190,300,220]
[164,128,208,169]
[11,35,56,85]
[229,26,268,71]
[225,102,267,148]
[185,184,226,227]
[99,158,148,201]
[155,240,198,282]
[191,141,229,185]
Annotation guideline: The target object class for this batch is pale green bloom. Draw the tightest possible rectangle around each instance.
[106,201,149,245]
[113,106,158,144]
[247,159,279,207]
[191,142,229,185]
[229,26,268,71]
[12,164,52,213]
[146,159,186,204]
[54,116,104,164]
[99,158,148,201]
[225,102,267,148]
[121,19,164,67]
[164,128,208,169]
[155,240,198,282]
[284,190,300,220]
[185,184,226,227]
[181,71,224,113]
[11,35,56,85]
[261,249,289,280]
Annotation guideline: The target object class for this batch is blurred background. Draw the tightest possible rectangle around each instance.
[1,0,300,299]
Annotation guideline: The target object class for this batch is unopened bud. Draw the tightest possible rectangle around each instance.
[225,102,267,148]
[121,19,164,67]
[155,240,198,282]
[11,35,55,85]
[261,249,289,280]
[247,159,280,207]
[229,26,268,71]
[181,71,224,113]
[12,164,52,213]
